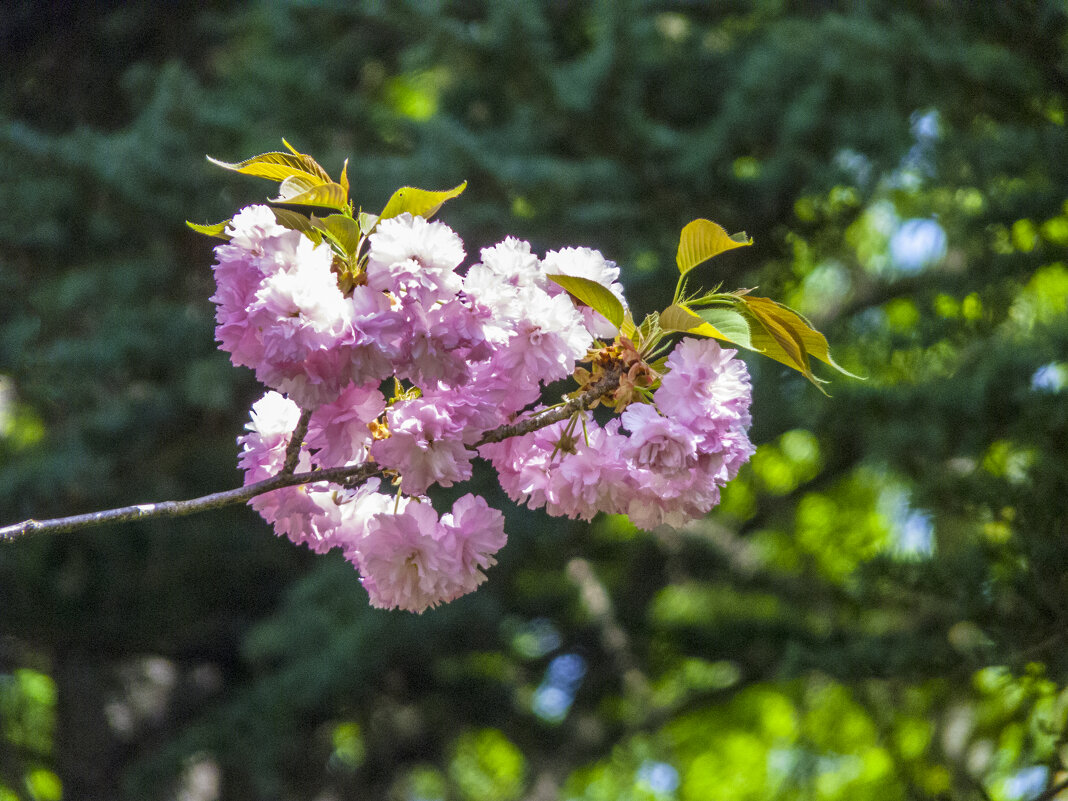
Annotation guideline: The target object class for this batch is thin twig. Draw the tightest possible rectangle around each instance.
[0,461,383,541]
[0,367,622,542]
[281,409,313,474]
[476,366,622,445]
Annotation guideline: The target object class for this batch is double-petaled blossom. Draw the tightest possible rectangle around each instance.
[654,337,753,435]
[371,397,474,496]
[305,382,385,469]
[237,391,345,554]
[349,494,506,613]
[481,339,755,530]
[219,210,756,612]
[211,205,293,369]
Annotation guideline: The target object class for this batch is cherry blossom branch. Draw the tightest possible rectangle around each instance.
[281,409,313,474]
[0,367,622,542]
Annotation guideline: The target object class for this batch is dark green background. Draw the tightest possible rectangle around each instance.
[2,2,1068,799]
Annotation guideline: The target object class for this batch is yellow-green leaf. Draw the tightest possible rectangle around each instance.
[745,299,817,385]
[270,208,317,237]
[741,296,861,380]
[380,181,467,221]
[358,211,379,235]
[281,139,332,182]
[676,219,752,275]
[270,181,349,211]
[339,158,350,195]
[661,303,754,350]
[206,151,329,185]
[636,311,659,342]
[312,214,361,254]
[662,303,704,331]
[547,274,625,329]
[693,307,753,349]
[185,219,230,239]
[272,174,322,201]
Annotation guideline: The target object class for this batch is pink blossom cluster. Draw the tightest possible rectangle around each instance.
[212,205,754,612]
[479,338,754,530]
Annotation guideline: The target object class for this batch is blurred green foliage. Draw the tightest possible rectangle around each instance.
[2,1,1068,799]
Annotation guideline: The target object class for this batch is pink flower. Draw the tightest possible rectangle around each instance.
[372,398,474,495]
[353,495,506,613]
[329,478,398,552]
[366,214,464,305]
[620,403,701,480]
[478,237,543,287]
[491,286,593,384]
[211,205,294,368]
[483,418,630,522]
[439,494,507,593]
[655,337,753,434]
[247,237,359,407]
[237,391,344,553]
[305,382,386,469]
[423,357,543,443]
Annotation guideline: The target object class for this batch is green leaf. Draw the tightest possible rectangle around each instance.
[738,295,862,391]
[380,181,467,220]
[661,304,723,338]
[272,173,320,200]
[185,219,231,239]
[339,158,350,195]
[747,302,815,384]
[692,306,754,350]
[636,311,658,342]
[547,274,625,329]
[270,208,317,238]
[281,139,333,183]
[206,151,329,185]
[312,214,361,254]
[358,211,379,235]
[270,180,349,210]
[661,303,752,348]
[676,219,752,275]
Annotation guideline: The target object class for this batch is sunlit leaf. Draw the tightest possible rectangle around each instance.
[270,208,317,238]
[185,219,230,239]
[281,138,332,182]
[661,303,741,343]
[547,274,625,329]
[723,296,864,392]
[380,181,467,220]
[636,311,660,343]
[339,158,350,195]
[358,211,379,235]
[741,296,862,380]
[270,181,349,211]
[692,306,754,349]
[676,219,752,275]
[746,300,817,385]
[271,174,321,201]
[312,214,361,254]
[663,303,708,332]
[206,151,329,185]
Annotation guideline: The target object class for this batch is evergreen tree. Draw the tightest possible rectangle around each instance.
[2,1,1067,798]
